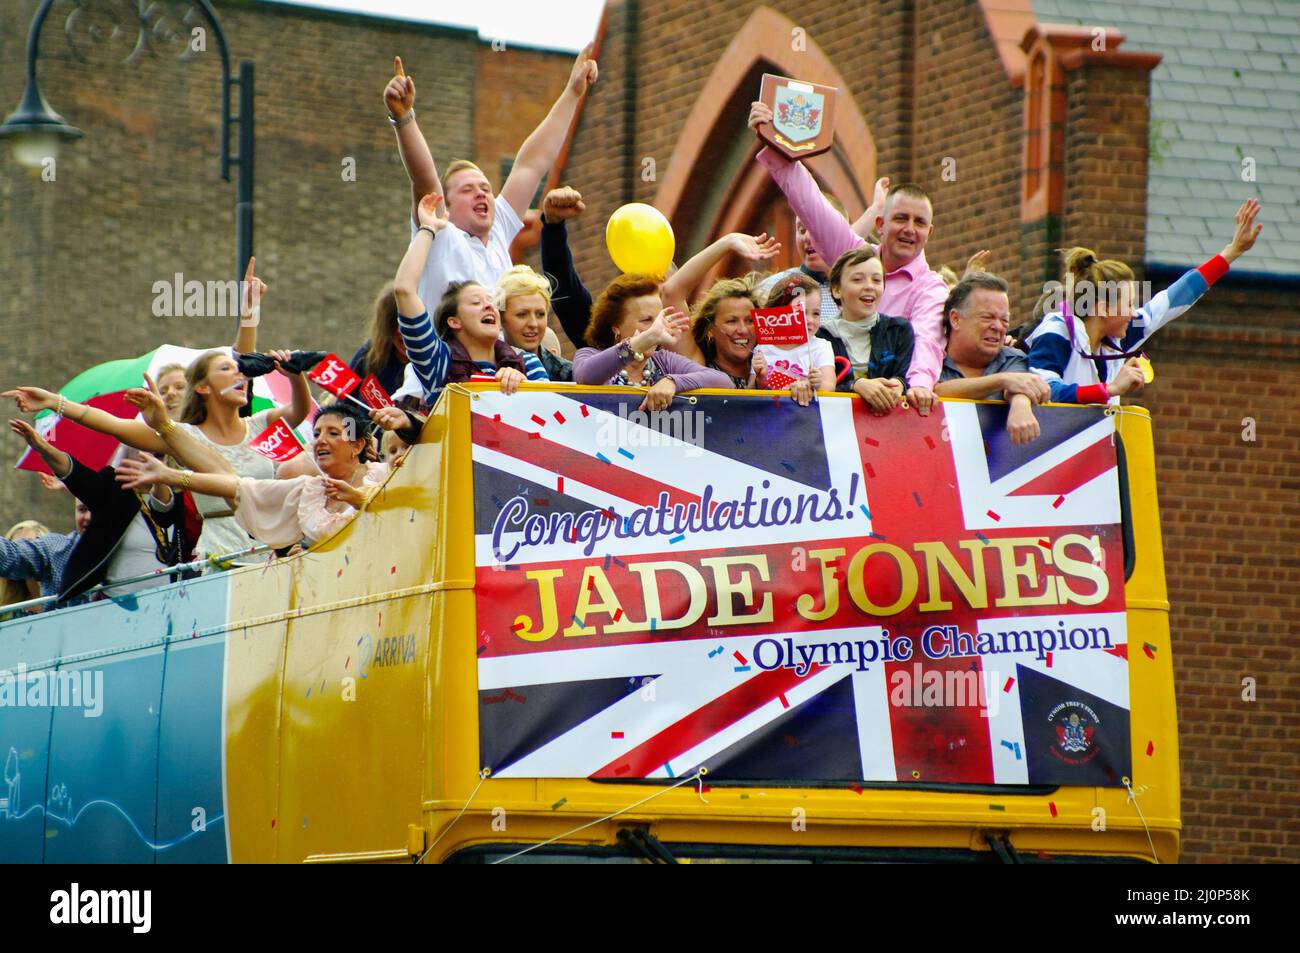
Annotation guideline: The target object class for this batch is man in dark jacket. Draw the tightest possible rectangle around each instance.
[8,419,190,602]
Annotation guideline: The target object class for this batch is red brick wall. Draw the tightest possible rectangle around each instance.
[1142,286,1300,863]
[474,42,573,199]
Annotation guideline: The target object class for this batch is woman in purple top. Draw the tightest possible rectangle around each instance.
[572,274,732,411]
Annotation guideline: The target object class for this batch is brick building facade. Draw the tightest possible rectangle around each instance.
[556,0,1296,863]
[1,0,1296,862]
[0,0,570,523]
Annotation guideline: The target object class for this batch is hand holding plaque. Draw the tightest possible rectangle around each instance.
[752,74,838,160]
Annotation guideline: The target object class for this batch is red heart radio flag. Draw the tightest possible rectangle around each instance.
[360,374,393,408]
[752,299,809,346]
[249,418,303,462]
[308,354,362,399]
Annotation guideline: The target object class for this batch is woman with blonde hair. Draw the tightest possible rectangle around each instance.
[154,363,188,418]
[2,520,51,611]
[495,265,573,381]
[687,278,759,390]
[1028,199,1262,404]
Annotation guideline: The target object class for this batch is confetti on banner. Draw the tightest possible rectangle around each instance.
[863,436,880,447]
[779,693,790,709]
[1003,677,1015,693]
[553,411,566,424]
[668,534,685,544]
[860,505,872,519]
[924,435,935,450]
[1051,495,1065,509]
[733,650,748,665]
[1045,651,1053,668]
[611,731,624,739]
[912,491,923,508]
[551,797,567,810]
[975,532,990,544]
[988,804,1006,812]
[580,405,590,417]
[530,414,546,427]
[557,476,564,494]
[850,783,864,795]
[781,460,795,473]
[986,510,1001,521]
[865,463,876,478]
[734,665,751,673]
[613,608,623,622]
[1049,801,1058,818]
[1146,740,1154,756]
[707,645,724,658]
[1143,642,1157,659]
[595,452,611,464]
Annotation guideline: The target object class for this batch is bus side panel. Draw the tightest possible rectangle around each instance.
[1114,410,1181,848]
[156,637,229,863]
[0,611,67,862]
[224,562,294,863]
[266,427,445,862]
[0,682,53,863]
[43,647,164,862]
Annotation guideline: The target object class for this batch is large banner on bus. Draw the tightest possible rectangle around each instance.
[471,390,1132,788]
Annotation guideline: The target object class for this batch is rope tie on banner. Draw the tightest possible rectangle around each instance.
[443,382,480,401]
[491,768,708,865]
[417,767,490,864]
[1122,776,1159,864]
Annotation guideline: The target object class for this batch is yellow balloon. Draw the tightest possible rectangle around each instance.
[605,203,675,277]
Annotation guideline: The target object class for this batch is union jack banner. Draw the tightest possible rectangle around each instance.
[472,391,1132,787]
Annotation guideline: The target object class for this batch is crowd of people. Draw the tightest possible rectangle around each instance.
[0,44,1264,617]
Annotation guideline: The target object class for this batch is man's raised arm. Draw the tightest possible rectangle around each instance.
[499,43,598,217]
[385,56,444,227]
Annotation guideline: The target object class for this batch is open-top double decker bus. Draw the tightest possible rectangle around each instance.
[0,385,1177,863]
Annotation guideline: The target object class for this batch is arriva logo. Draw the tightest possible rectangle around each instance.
[50,883,151,933]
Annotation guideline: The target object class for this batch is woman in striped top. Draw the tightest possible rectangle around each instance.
[1027,199,1262,405]
[394,193,548,403]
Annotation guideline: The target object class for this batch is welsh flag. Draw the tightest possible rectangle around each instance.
[15,345,317,474]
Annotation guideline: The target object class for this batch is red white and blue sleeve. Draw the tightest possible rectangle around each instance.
[1123,255,1230,350]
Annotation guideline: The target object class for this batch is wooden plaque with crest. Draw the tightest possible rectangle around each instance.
[757,73,838,159]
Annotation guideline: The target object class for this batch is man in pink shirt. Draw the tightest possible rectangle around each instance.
[748,101,948,415]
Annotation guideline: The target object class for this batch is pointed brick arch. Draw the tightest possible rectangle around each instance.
[652,5,878,236]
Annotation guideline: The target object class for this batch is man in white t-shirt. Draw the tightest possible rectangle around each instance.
[382,46,599,307]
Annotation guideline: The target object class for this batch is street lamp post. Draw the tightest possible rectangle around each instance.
[0,0,255,288]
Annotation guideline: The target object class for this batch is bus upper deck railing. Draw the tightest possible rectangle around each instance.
[0,544,272,620]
